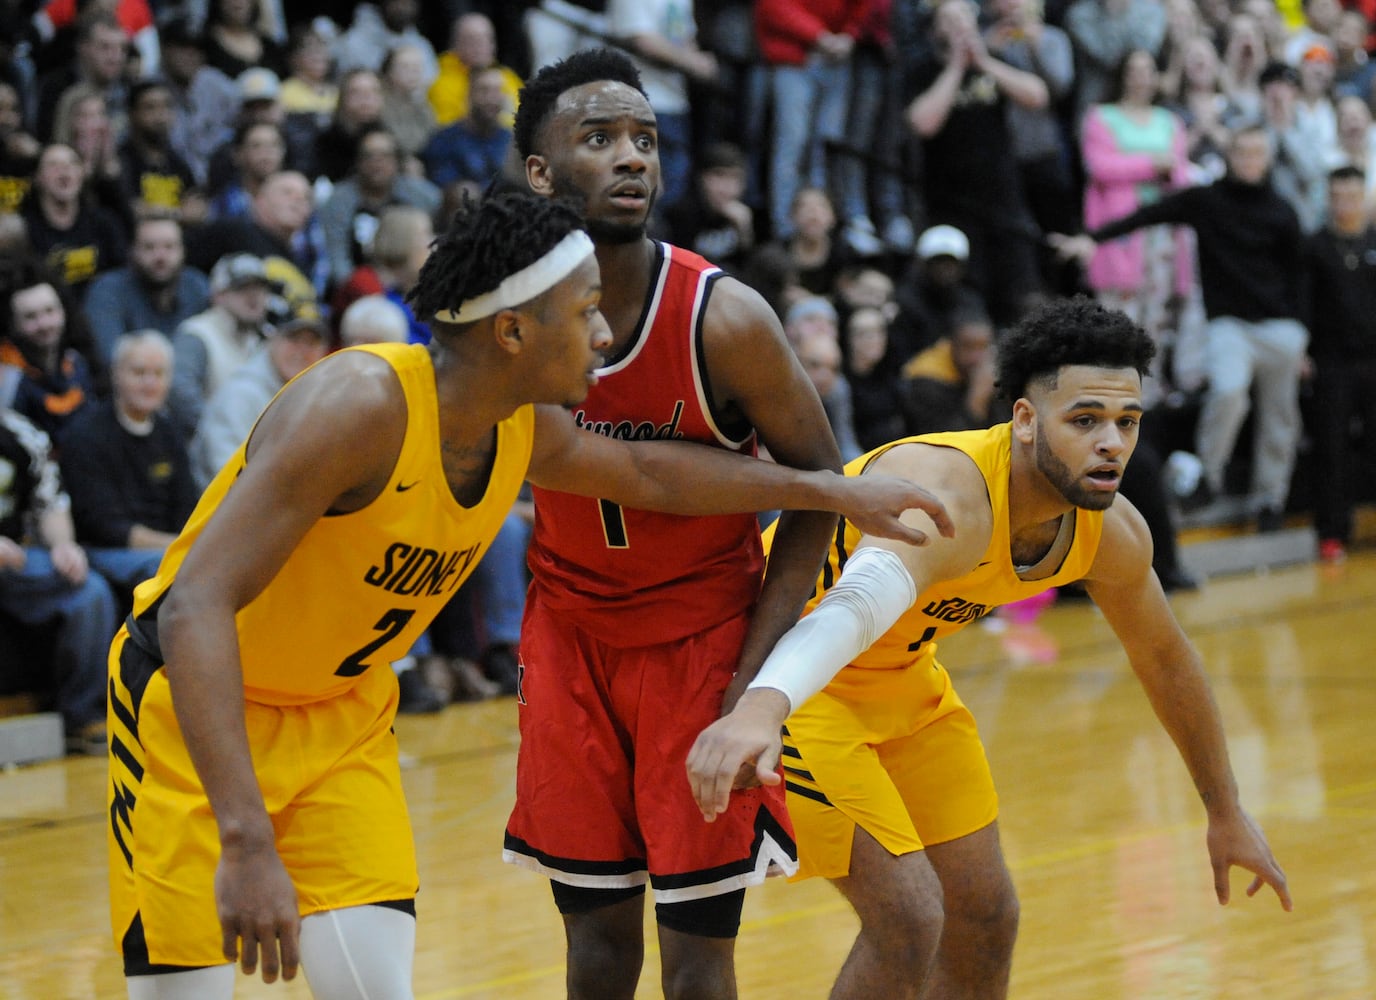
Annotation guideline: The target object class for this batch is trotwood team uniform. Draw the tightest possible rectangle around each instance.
[108,343,534,971]
[504,243,797,901]
[775,424,1105,879]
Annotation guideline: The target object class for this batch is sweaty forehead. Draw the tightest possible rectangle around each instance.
[551,81,655,127]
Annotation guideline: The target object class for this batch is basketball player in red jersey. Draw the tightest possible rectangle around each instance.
[503,49,855,998]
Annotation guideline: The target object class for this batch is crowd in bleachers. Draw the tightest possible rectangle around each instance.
[2,0,1375,749]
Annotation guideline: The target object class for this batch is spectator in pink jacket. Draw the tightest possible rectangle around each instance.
[1081,48,1199,404]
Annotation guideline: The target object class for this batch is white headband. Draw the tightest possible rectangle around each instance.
[434,230,596,324]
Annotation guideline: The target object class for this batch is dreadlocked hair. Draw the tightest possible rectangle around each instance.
[514,47,646,159]
[995,295,1156,402]
[407,192,588,330]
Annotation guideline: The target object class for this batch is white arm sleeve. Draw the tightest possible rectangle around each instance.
[746,546,919,712]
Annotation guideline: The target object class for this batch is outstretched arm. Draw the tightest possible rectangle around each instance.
[526,297,958,548]
[159,352,408,983]
[1085,499,1292,911]
[527,404,951,545]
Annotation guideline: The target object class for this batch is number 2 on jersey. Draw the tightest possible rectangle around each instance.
[336,608,416,677]
[599,498,629,549]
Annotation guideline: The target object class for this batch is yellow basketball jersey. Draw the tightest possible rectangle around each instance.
[128,342,536,705]
[766,423,1103,673]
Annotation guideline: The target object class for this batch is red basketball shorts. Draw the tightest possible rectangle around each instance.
[504,592,797,903]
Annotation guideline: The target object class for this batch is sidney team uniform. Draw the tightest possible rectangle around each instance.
[505,242,797,902]
[774,424,1105,880]
[108,342,535,971]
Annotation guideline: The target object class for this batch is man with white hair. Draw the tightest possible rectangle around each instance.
[59,330,199,601]
[339,294,409,348]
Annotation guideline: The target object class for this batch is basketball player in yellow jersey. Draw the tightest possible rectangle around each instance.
[106,193,953,1000]
[687,298,1292,1000]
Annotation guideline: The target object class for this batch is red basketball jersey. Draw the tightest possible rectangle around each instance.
[528,243,765,646]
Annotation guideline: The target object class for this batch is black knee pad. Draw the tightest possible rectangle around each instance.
[654,889,746,939]
[550,880,646,915]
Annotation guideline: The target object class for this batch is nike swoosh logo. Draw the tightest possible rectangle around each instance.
[396,481,420,492]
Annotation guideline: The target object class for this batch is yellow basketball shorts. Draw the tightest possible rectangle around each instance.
[107,626,419,970]
[781,658,998,881]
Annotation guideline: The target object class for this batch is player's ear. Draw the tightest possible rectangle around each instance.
[526,154,553,196]
[492,308,524,355]
[1011,397,1036,445]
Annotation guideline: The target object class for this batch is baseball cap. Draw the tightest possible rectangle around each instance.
[237,67,282,104]
[1301,44,1335,64]
[274,298,328,337]
[210,253,269,293]
[917,224,970,261]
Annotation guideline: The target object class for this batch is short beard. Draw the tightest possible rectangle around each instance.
[138,271,176,294]
[1035,426,1117,511]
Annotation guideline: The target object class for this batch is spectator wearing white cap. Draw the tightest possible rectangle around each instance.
[237,66,282,106]
[916,223,970,261]
[893,224,990,357]
[168,252,274,441]
[203,67,308,197]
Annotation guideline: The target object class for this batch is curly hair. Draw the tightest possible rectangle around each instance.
[995,296,1156,402]
[407,192,587,330]
[513,47,646,159]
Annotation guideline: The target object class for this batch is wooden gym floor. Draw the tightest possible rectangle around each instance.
[2,552,1373,999]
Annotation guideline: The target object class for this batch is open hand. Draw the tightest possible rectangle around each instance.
[838,474,955,546]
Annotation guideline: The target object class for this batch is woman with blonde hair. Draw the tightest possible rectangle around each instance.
[49,84,128,228]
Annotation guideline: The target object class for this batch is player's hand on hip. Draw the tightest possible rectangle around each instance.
[686,689,790,822]
[840,474,955,546]
[1206,806,1293,912]
[215,840,302,983]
